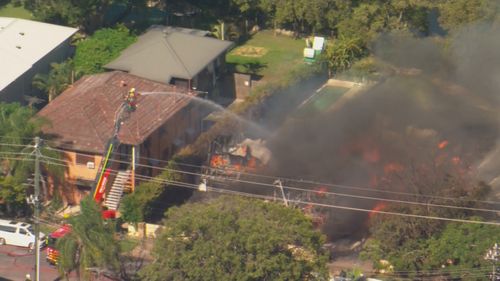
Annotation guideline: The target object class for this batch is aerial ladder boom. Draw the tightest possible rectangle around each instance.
[91,88,137,202]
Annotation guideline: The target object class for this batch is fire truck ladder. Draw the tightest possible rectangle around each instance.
[91,102,128,202]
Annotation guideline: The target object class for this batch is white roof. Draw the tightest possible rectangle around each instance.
[0,17,77,91]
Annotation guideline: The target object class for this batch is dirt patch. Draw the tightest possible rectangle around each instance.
[232,46,268,57]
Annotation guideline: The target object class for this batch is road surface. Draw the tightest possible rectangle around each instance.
[0,244,61,281]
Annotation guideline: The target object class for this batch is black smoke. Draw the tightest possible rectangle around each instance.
[266,25,500,239]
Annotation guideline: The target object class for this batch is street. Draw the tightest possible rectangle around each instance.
[0,245,61,281]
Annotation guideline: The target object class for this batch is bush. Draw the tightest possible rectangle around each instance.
[74,25,136,75]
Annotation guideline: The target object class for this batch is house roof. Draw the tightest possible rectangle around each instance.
[37,71,193,154]
[0,17,77,91]
[104,25,233,84]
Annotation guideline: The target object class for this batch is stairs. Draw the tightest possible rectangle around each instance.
[104,170,131,211]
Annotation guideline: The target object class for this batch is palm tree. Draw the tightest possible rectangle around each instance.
[32,59,79,102]
[0,103,64,209]
[57,196,120,280]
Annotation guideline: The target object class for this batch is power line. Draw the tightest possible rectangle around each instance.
[43,144,500,206]
[38,153,500,214]
[39,158,500,226]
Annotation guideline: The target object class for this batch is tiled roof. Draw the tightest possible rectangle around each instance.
[38,71,191,154]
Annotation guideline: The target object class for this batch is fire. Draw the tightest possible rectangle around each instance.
[363,148,380,163]
[438,140,449,149]
[383,162,404,174]
[314,186,328,197]
[369,202,387,219]
[451,156,460,165]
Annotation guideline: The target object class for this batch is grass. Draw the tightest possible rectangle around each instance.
[297,86,349,115]
[0,3,33,19]
[226,30,306,83]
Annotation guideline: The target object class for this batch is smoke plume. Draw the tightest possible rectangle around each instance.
[266,25,500,239]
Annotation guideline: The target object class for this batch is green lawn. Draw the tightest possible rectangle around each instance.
[297,86,349,115]
[0,3,33,19]
[226,30,305,82]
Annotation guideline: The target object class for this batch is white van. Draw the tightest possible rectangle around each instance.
[0,219,46,250]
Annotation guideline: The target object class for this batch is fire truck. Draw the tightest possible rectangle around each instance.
[46,224,71,265]
[46,208,116,265]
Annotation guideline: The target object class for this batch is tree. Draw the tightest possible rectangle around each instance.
[32,59,80,103]
[0,103,43,215]
[0,102,65,216]
[56,196,120,280]
[262,0,331,34]
[120,160,185,224]
[24,0,140,32]
[73,25,136,75]
[361,160,492,276]
[425,220,500,279]
[322,36,365,77]
[139,196,328,281]
[435,0,499,32]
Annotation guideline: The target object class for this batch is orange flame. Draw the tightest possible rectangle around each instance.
[384,162,404,174]
[363,148,380,163]
[369,202,387,219]
[438,140,449,149]
[314,186,328,197]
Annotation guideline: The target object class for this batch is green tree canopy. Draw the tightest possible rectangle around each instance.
[425,220,500,279]
[56,196,120,280]
[32,59,80,103]
[323,36,365,77]
[120,160,183,224]
[435,0,500,32]
[0,103,43,214]
[23,0,139,32]
[139,196,328,281]
[0,102,65,216]
[73,25,136,75]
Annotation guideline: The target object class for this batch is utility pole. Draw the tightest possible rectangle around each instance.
[33,137,41,281]
[485,243,500,281]
[273,179,288,207]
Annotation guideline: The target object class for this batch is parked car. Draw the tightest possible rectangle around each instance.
[0,219,46,250]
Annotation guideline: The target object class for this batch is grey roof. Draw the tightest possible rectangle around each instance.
[105,26,233,84]
[0,17,77,91]
[160,26,209,37]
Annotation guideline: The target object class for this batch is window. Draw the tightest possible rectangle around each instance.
[0,225,17,233]
[76,184,91,191]
[76,154,94,166]
[19,229,27,235]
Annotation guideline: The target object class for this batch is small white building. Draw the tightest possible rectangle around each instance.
[0,17,77,103]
